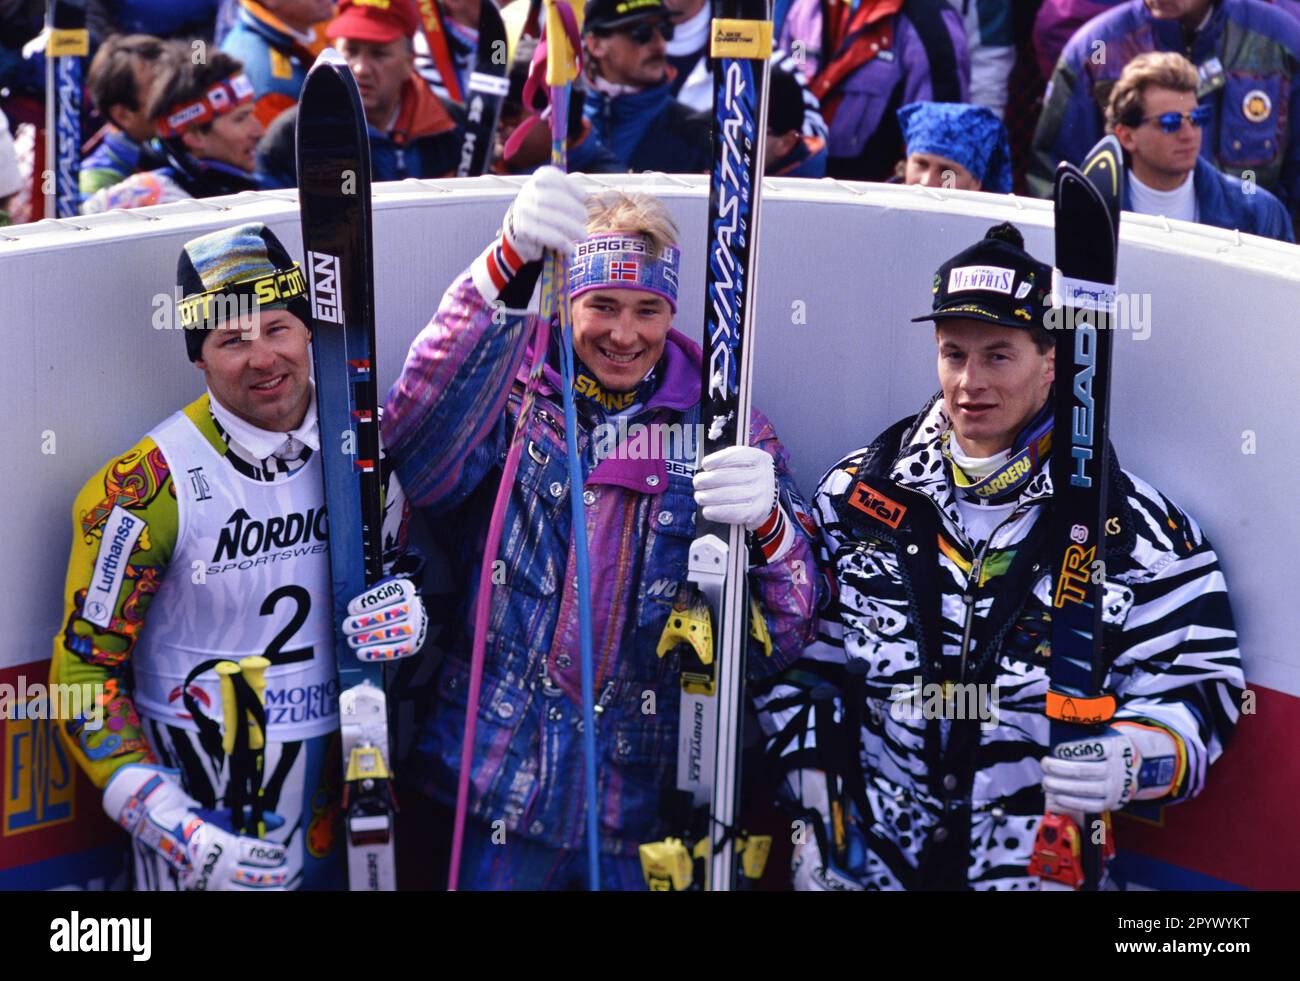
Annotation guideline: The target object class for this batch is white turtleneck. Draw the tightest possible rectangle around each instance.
[1127,169,1197,224]
[666,3,711,57]
[946,436,1021,545]
[208,383,320,466]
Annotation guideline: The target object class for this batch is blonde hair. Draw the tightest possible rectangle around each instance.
[585,190,680,254]
[1106,52,1199,132]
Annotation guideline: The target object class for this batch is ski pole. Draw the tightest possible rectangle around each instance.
[447,0,595,893]
[217,660,247,829]
[239,655,271,837]
[540,0,601,894]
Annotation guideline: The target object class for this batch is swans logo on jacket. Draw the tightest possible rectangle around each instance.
[209,507,329,567]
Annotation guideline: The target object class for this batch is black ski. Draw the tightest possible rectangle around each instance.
[642,0,774,893]
[1030,135,1123,891]
[45,0,87,218]
[455,0,509,177]
[296,50,396,891]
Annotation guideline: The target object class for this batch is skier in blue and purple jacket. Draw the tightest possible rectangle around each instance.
[1029,0,1300,219]
[382,168,820,890]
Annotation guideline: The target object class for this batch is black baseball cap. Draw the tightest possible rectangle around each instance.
[911,222,1053,330]
[585,0,671,33]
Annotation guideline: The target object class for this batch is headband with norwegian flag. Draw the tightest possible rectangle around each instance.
[156,72,255,139]
[568,233,681,311]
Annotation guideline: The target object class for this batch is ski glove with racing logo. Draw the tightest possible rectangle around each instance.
[693,446,796,563]
[785,769,867,891]
[471,165,588,305]
[103,764,289,890]
[342,575,428,661]
[1041,722,1183,813]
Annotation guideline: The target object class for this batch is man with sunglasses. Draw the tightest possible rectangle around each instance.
[1030,0,1300,223]
[1107,51,1294,242]
[582,0,712,173]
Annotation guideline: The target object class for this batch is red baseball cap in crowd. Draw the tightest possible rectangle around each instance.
[327,0,421,44]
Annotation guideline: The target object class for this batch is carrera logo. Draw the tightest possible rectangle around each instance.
[307,251,343,325]
[847,482,907,529]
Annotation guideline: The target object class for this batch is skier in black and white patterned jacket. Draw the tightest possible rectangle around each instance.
[757,222,1244,891]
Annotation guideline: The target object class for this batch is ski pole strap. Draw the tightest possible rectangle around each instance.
[501,6,583,161]
[1044,689,1116,724]
[840,657,871,826]
[184,656,244,760]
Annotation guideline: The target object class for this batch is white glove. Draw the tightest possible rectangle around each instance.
[786,768,866,891]
[503,165,588,263]
[693,446,777,530]
[792,830,867,892]
[1041,723,1180,813]
[343,576,428,661]
[103,764,288,891]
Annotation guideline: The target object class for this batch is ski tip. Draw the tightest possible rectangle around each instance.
[1080,135,1124,200]
[312,46,348,70]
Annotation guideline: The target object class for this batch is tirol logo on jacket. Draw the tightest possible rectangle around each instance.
[847,481,907,529]
[212,507,329,562]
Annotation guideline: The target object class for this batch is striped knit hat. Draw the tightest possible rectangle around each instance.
[176,223,309,361]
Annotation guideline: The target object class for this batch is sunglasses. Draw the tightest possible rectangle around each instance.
[620,20,674,44]
[1139,106,1213,133]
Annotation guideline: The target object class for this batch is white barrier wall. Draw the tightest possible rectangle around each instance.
[2,175,1297,698]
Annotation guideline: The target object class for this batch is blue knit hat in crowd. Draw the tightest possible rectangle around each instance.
[897,101,1013,194]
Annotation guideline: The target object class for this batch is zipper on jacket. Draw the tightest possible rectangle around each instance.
[955,505,1037,684]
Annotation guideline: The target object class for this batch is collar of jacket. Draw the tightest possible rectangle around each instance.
[520,327,703,492]
[159,141,262,196]
[1123,156,1209,214]
[377,72,458,146]
[1140,0,1226,48]
[238,0,326,59]
[83,123,139,163]
[582,73,676,160]
[810,0,904,103]
[864,391,1136,557]
[770,134,827,177]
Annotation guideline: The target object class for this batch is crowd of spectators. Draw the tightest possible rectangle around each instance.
[1,0,1297,240]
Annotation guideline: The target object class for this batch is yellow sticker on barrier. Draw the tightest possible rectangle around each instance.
[710,18,773,59]
[49,28,90,58]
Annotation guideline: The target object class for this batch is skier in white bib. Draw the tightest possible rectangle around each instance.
[50,223,428,890]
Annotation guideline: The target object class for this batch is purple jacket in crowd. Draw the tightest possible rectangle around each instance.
[778,0,970,180]
[1030,0,1300,215]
